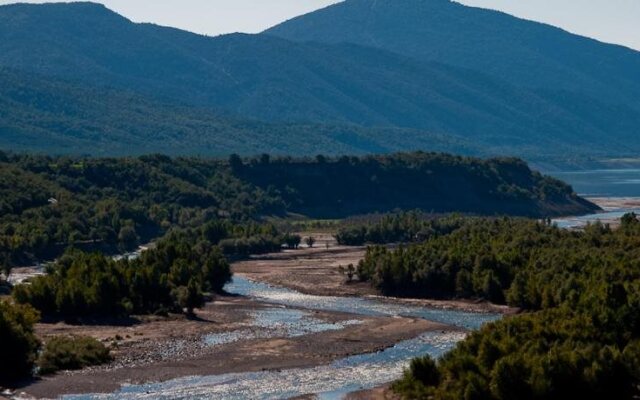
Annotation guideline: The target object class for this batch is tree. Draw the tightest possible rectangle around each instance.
[228,154,243,172]
[338,264,355,283]
[409,355,440,387]
[0,301,40,384]
[347,264,356,283]
[284,233,301,249]
[202,247,231,293]
[117,225,138,250]
[621,212,639,228]
[172,279,204,317]
[305,236,316,248]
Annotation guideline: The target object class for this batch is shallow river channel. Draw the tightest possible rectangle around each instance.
[65,277,499,400]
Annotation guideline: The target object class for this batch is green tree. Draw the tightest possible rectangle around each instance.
[172,279,205,316]
[305,236,316,248]
[0,301,40,384]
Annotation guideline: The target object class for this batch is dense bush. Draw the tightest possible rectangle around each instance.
[13,232,231,318]
[0,301,40,384]
[357,217,633,307]
[391,214,640,398]
[0,154,285,272]
[38,335,111,375]
[335,212,463,246]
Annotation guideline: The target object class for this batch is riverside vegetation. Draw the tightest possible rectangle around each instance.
[341,212,640,398]
[0,151,595,386]
[0,151,595,274]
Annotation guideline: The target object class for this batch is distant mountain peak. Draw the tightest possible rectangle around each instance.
[265,0,640,106]
[0,1,128,23]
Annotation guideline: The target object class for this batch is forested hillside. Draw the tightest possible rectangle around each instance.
[0,2,639,158]
[0,152,597,269]
[0,67,474,156]
[361,216,640,399]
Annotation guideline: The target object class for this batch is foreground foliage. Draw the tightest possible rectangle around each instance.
[0,301,40,385]
[388,215,640,399]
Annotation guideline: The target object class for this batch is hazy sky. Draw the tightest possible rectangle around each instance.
[1,0,638,50]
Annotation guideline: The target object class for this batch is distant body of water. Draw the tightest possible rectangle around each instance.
[551,169,640,198]
[550,169,640,228]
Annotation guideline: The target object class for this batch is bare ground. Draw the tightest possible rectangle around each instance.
[588,197,640,210]
[20,309,444,399]
[11,234,511,399]
[234,236,516,315]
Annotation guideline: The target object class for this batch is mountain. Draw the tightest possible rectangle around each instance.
[266,0,640,109]
[0,67,478,156]
[0,2,639,159]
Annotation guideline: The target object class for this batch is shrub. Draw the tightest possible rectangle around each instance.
[38,336,111,375]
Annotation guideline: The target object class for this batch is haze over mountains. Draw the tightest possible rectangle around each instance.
[0,0,639,159]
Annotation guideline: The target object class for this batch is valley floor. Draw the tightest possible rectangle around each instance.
[234,235,515,315]
[10,236,511,399]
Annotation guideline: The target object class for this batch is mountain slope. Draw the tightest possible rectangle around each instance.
[266,0,640,109]
[0,2,639,158]
[0,67,482,156]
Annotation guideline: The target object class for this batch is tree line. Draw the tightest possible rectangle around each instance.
[355,215,640,398]
[13,230,232,318]
[0,151,595,277]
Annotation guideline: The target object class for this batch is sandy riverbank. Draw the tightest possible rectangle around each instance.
[11,234,507,399]
[588,197,640,210]
[20,307,442,399]
[234,240,516,315]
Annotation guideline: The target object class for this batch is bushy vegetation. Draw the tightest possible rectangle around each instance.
[387,214,640,398]
[38,335,111,375]
[13,232,231,318]
[0,300,112,384]
[0,152,592,275]
[335,212,463,245]
[0,153,288,273]
[0,301,40,385]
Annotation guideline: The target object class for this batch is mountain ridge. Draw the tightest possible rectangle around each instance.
[266,0,640,109]
[0,1,638,159]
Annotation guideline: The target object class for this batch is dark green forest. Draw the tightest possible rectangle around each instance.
[13,231,231,318]
[335,212,465,246]
[350,214,640,398]
[0,152,596,272]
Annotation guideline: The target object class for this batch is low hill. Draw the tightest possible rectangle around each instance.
[231,153,599,218]
[0,151,599,265]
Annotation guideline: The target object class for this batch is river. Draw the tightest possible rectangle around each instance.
[49,168,640,399]
[550,168,640,229]
[64,277,500,400]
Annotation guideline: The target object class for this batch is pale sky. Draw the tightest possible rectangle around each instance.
[1,0,638,50]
